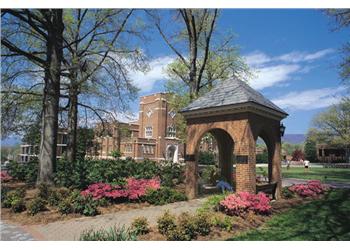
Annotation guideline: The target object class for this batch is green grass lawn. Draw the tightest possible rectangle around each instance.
[229,189,350,240]
[256,166,350,183]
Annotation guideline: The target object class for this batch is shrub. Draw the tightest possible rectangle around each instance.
[47,190,63,207]
[211,214,235,232]
[288,180,330,197]
[110,150,121,159]
[130,217,150,235]
[198,151,216,165]
[7,160,38,183]
[143,187,187,205]
[1,170,12,182]
[80,225,138,241]
[58,199,73,215]
[201,165,220,185]
[157,161,185,187]
[54,160,88,189]
[2,188,26,208]
[11,198,26,213]
[193,213,212,236]
[37,183,52,200]
[157,210,177,235]
[198,193,227,213]
[71,192,99,216]
[282,187,295,199]
[220,192,271,216]
[81,178,161,201]
[27,197,47,215]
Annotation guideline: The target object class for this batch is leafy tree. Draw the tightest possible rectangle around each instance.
[324,9,350,86]
[2,9,65,184]
[304,136,317,162]
[312,98,350,162]
[291,149,305,161]
[148,9,249,140]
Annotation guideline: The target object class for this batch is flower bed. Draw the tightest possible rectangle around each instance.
[288,180,330,197]
[219,192,271,216]
[81,178,161,201]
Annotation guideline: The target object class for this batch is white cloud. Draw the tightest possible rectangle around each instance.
[277,49,334,63]
[131,56,175,92]
[250,64,300,90]
[272,86,346,111]
[244,48,333,90]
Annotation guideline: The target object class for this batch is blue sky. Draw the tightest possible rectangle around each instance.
[127,9,349,134]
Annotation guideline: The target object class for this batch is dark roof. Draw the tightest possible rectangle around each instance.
[181,78,288,115]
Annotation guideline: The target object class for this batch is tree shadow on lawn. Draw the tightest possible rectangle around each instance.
[282,169,350,183]
[228,189,350,241]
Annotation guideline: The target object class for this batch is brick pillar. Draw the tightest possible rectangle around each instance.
[234,134,256,193]
[272,138,282,199]
[185,159,198,199]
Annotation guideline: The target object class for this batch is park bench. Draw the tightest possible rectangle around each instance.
[256,182,277,200]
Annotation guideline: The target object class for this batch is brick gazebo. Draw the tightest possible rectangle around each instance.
[180,78,288,199]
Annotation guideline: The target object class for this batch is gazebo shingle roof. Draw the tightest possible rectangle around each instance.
[181,78,288,116]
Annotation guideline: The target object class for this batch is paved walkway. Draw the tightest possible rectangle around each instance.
[2,178,349,241]
[0,221,34,241]
[22,198,206,241]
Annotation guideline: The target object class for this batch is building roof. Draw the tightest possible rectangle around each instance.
[181,78,288,117]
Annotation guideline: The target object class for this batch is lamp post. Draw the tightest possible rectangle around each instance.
[280,123,286,137]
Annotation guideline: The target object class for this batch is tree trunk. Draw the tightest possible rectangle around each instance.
[66,71,79,163]
[38,9,64,185]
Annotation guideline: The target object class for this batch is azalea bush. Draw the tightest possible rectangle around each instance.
[219,192,271,216]
[81,177,161,201]
[0,170,12,182]
[288,180,330,197]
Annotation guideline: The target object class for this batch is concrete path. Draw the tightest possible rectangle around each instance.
[0,221,34,241]
[22,198,206,241]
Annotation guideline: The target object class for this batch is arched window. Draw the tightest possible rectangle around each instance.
[167,125,176,138]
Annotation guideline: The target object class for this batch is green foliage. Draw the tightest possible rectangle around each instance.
[143,187,187,206]
[130,217,150,235]
[193,213,212,236]
[282,187,295,199]
[79,225,138,241]
[304,136,317,162]
[201,165,220,185]
[256,150,268,164]
[76,128,94,161]
[27,197,47,215]
[198,193,227,213]
[157,210,177,235]
[198,151,216,165]
[10,198,26,213]
[58,199,74,215]
[54,160,88,189]
[211,214,235,232]
[157,161,185,187]
[70,191,99,216]
[37,183,51,200]
[160,212,213,240]
[2,188,26,209]
[7,160,38,183]
[110,150,122,159]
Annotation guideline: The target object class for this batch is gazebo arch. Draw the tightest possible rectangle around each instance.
[180,78,288,199]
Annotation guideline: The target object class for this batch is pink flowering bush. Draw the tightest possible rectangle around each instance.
[0,171,12,182]
[219,192,271,216]
[288,180,330,197]
[81,177,161,201]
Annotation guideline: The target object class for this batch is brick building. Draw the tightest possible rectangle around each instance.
[19,129,68,163]
[316,143,347,163]
[88,93,185,162]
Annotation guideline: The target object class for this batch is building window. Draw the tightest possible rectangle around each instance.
[124,144,132,153]
[145,126,153,138]
[167,126,176,138]
[319,149,323,157]
[169,110,176,118]
[142,145,154,154]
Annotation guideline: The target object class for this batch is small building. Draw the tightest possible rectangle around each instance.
[317,144,347,163]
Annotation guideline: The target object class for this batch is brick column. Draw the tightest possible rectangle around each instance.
[185,159,198,199]
[272,138,282,199]
[234,132,256,193]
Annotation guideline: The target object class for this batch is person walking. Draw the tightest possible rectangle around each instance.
[303,159,310,172]
[287,159,291,170]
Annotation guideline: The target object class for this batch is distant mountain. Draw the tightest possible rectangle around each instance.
[282,134,306,144]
